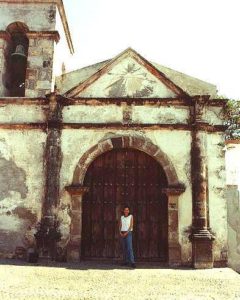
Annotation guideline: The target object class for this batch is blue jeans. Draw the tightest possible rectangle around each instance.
[121,231,135,263]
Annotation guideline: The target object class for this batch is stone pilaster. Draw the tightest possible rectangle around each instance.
[0,32,10,97]
[25,33,58,97]
[65,186,89,262]
[42,92,63,220]
[190,96,215,269]
[162,186,185,266]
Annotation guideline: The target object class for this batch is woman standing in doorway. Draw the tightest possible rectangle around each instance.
[119,205,136,268]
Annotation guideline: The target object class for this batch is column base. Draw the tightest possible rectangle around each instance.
[67,243,80,262]
[190,230,215,269]
[168,243,182,267]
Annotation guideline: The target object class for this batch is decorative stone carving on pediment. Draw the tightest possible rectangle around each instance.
[65,48,188,99]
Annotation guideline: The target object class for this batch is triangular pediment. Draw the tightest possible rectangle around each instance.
[65,48,188,98]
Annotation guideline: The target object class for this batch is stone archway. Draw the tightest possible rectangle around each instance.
[65,135,185,266]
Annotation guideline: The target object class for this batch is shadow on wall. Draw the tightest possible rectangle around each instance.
[226,185,240,272]
[0,157,28,201]
[0,154,29,255]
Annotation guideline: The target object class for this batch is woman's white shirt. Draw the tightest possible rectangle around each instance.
[121,214,133,231]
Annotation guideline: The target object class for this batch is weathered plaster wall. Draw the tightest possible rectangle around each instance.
[226,186,240,272]
[132,106,189,124]
[225,143,240,187]
[0,130,46,257]
[207,133,228,264]
[0,3,56,31]
[59,129,193,264]
[225,143,240,272]
[204,106,225,125]
[0,104,46,123]
[63,105,123,123]
[62,105,189,125]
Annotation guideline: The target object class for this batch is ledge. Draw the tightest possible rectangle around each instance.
[0,122,227,132]
[26,31,60,42]
[162,185,186,196]
[65,185,89,195]
[0,30,60,43]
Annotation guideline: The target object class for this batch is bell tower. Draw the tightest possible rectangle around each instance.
[0,0,73,97]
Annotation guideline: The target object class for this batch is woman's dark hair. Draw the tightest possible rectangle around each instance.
[122,205,131,215]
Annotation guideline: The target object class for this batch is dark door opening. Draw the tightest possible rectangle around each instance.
[81,148,168,261]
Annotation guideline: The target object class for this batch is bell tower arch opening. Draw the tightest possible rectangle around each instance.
[4,22,29,97]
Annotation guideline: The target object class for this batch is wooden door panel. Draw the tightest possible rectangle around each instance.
[82,148,168,261]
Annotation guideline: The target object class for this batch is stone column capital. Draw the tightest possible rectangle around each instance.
[65,185,89,196]
[191,95,210,124]
[162,185,186,196]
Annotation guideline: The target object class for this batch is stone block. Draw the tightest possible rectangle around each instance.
[169,243,182,265]
[29,39,38,47]
[38,69,52,81]
[25,89,38,97]
[28,47,42,57]
[99,139,113,153]
[143,142,158,156]
[25,79,36,90]
[37,89,49,97]
[67,245,80,262]
[36,80,51,90]
[131,137,145,150]
[192,238,214,269]
[38,39,54,49]
[122,136,131,148]
[26,68,38,80]
[28,56,43,67]
[111,137,123,149]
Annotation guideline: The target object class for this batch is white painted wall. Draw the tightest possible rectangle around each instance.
[0,130,46,256]
[59,129,193,263]
[225,143,240,272]
[0,104,46,123]
[207,133,228,263]
[132,106,189,124]
[0,3,56,31]
[63,105,123,123]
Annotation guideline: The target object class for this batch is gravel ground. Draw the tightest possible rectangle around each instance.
[0,259,240,300]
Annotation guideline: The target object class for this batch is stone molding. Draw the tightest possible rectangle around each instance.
[66,135,184,265]
[65,185,89,196]
[0,30,60,42]
[72,135,182,187]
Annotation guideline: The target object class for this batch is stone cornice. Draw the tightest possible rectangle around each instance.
[0,97,47,105]
[225,139,240,144]
[59,96,227,107]
[0,96,227,107]
[0,122,227,132]
[26,31,60,42]
[0,30,60,43]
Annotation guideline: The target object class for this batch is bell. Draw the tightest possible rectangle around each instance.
[11,44,27,58]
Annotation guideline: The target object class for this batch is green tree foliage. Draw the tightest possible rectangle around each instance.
[223,99,240,140]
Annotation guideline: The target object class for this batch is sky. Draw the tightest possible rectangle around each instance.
[61,0,240,100]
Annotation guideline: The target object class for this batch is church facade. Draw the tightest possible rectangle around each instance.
[0,0,229,269]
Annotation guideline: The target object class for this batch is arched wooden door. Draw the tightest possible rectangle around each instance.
[81,148,168,261]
